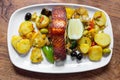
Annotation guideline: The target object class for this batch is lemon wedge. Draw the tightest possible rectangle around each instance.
[68,19,84,39]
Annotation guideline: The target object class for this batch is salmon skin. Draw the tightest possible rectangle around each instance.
[50,6,67,61]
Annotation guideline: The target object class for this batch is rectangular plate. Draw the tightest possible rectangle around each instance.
[7,3,113,73]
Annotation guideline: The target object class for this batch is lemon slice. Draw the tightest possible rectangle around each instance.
[68,19,84,39]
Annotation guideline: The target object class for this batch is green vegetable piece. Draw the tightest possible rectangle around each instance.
[70,40,77,49]
[102,48,111,55]
[40,28,48,34]
[42,45,54,63]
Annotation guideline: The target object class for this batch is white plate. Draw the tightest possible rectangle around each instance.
[7,3,113,73]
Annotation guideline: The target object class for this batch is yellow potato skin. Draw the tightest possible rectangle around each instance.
[31,32,46,48]
[65,7,75,19]
[77,37,92,47]
[93,11,106,26]
[19,21,34,39]
[30,48,43,63]
[73,7,88,19]
[36,15,49,29]
[79,44,90,54]
[11,35,22,49]
[93,11,102,19]
[16,39,31,54]
[11,35,31,54]
[88,45,102,61]
[94,33,111,47]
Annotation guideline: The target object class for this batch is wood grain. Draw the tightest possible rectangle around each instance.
[0,0,120,80]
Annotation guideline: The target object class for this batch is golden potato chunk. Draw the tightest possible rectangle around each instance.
[11,35,22,49]
[16,39,31,54]
[79,44,90,54]
[93,11,106,26]
[30,48,43,63]
[76,7,88,15]
[31,12,37,21]
[93,11,102,19]
[36,15,49,29]
[77,37,92,47]
[31,32,46,48]
[94,33,111,47]
[11,35,31,55]
[19,21,34,39]
[88,45,102,61]
[65,7,75,19]
[73,7,89,19]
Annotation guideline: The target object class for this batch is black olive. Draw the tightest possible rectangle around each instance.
[41,8,51,17]
[25,12,31,20]
[48,11,52,16]
[70,51,77,57]
[76,53,83,60]
[41,8,47,15]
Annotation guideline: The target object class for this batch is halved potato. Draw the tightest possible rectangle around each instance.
[79,44,90,54]
[89,29,98,37]
[77,37,91,47]
[76,7,88,15]
[11,35,31,54]
[36,15,49,29]
[31,32,46,48]
[93,11,106,26]
[11,35,22,49]
[16,39,31,54]
[19,21,34,39]
[93,11,102,19]
[65,7,75,19]
[94,33,111,47]
[88,45,102,61]
[30,48,43,63]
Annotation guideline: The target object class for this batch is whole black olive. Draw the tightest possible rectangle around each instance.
[25,12,31,20]
[70,51,77,57]
[76,53,83,60]
[41,8,51,17]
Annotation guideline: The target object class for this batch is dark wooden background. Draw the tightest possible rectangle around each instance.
[0,0,120,80]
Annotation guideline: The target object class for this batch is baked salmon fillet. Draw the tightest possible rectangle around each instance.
[50,6,67,61]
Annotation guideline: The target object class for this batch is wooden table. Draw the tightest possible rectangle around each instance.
[0,0,120,80]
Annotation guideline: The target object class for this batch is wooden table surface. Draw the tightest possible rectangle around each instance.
[0,0,120,80]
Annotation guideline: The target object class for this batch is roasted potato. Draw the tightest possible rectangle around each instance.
[11,35,22,49]
[36,15,49,29]
[19,21,34,39]
[31,32,46,48]
[78,43,90,54]
[30,48,43,63]
[94,33,111,47]
[88,29,98,39]
[93,11,102,19]
[16,39,31,54]
[31,12,37,21]
[76,7,88,15]
[11,35,31,55]
[65,7,75,19]
[88,45,102,61]
[73,7,89,20]
[77,37,92,47]
[93,11,106,26]
[94,25,100,33]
